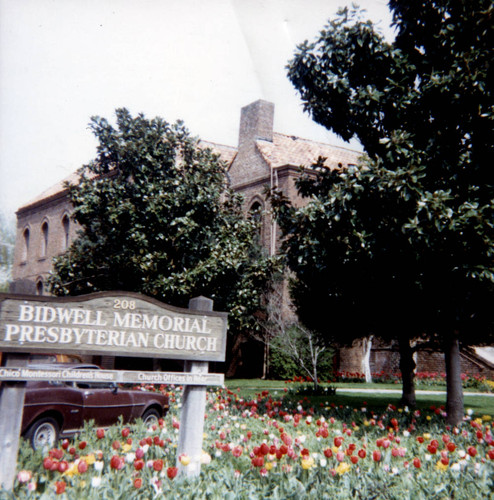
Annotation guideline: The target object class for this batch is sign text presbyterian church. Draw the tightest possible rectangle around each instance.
[0,292,228,362]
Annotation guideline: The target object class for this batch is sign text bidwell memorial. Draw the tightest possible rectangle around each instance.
[0,291,228,362]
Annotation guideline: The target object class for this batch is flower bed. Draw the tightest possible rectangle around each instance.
[324,371,494,391]
[5,385,494,499]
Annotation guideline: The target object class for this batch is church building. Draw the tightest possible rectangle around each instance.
[9,100,493,378]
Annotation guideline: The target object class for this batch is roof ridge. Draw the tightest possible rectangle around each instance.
[199,139,237,151]
[270,131,360,154]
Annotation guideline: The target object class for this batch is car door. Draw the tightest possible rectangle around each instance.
[77,382,134,427]
[22,380,85,435]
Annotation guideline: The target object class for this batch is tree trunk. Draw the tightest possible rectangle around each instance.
[445,331,464,426]
[262,340,270,380]
[226,333,246,378]
[312,364,319,391]
[398,336,416,408]
[362,336,373,383]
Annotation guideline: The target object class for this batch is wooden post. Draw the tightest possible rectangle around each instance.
[176,296,213,477]
[0,352,29,490]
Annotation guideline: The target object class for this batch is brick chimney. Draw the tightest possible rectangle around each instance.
[238,99,274,148]
[228,100,274,188]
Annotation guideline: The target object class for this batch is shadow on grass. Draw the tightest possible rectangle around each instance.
[291,391,494,417]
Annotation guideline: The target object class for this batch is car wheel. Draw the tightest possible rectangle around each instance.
[26,417,60,451]
[142,408,160,427]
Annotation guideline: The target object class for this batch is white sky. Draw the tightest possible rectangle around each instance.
[0,0,393,218]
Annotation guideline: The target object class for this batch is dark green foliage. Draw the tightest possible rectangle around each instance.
[48,109,279,336]
[269,330,333,381]
[268,345,299,380]
[281,1,494,424]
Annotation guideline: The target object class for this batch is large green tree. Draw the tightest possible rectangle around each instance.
[280,1,494,424]
[49,109,279,370]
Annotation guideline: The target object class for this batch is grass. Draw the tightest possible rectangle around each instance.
[225,378,494,418]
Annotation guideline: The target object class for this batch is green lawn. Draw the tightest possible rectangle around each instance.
[225,379,494,417]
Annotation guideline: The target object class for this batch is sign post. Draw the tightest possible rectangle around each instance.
[0,292,228,489]
[0,352,29,490]
[176,296,213,477]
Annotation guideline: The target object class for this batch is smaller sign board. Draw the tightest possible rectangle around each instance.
[0,367,224,386]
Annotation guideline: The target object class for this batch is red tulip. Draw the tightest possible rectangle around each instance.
[77,460,88,474]
[153,459,164,472]
[57,461,69,473]
[372,450,382,462]
[427,443,438,454]
[110,455,125,470]
[50,449,64,460]
[167,467,178,479]
[54,481,66,495]
[43,458,53,470]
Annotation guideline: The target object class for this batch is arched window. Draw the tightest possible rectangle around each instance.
[40,220,49,257]
[249,200,264,244]
[36,279,44,296]
[61,214,70,250]
[22,227,30,262]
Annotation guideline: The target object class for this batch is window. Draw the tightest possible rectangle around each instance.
[249,200,264,243]
[40,221,49,257]
[22,227,30,262]
[61,214,70,250]
[36,279,44,296]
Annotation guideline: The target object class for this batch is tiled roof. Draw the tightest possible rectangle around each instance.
[18,133,359,211]
[18,170,83,211]
[200,140,237,165]
[18,141,237,211]
[256,133,360,170]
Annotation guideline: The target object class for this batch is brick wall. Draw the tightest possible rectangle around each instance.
[11,192,78,295]
[337,342,494,378]
[416,349,493,377]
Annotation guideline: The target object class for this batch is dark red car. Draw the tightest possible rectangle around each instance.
[21,363,169,450]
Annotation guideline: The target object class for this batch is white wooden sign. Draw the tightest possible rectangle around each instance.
[0,293,226,489]
[0,291,228,362]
